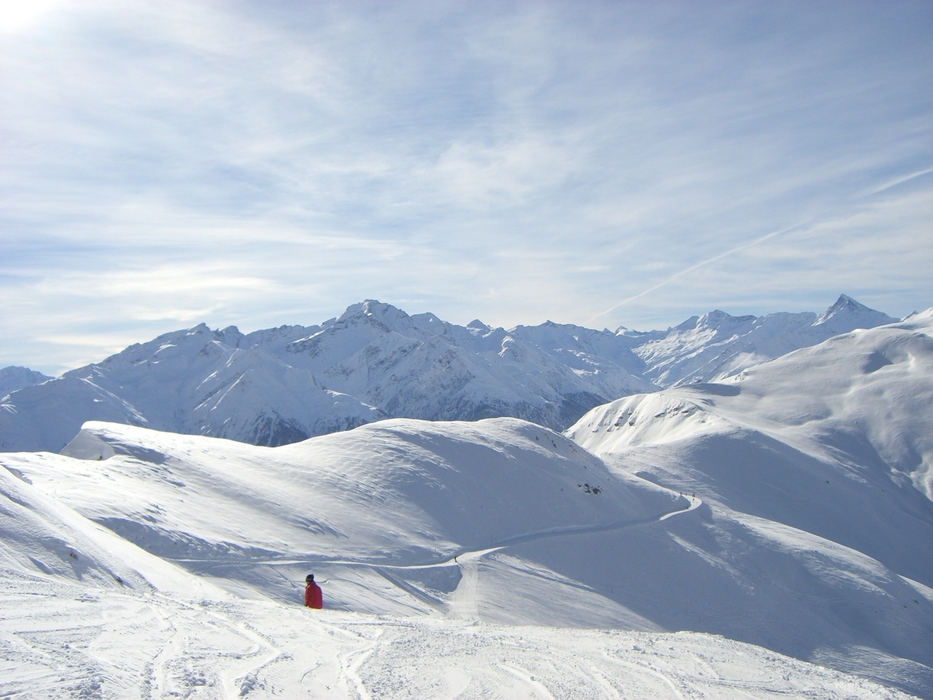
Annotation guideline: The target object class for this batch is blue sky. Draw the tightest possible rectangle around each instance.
[2,0,931,375]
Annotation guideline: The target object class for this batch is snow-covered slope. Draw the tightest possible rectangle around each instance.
[0,460,227,600]
[0,365,51,397]
[0,323,383,452]
[567,308,933,693]
[4,407,932,695]
[630,294,898,386]
[2,575,907,698]
[0,296,899,453]
[569,308,933,509]
[15,418,679,615]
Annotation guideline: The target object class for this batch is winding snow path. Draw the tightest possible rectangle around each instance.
[443,494,703,620]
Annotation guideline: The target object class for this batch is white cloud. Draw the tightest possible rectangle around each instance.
[1,0,931,372]
[0,0,61,32]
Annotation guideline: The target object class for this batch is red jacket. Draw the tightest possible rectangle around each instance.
[305,581,323,609]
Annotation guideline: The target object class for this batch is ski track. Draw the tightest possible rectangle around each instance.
[1,575,915,699]
[617,659,686,700]
[145,602,179,699]
[167,494,702,575]
[439,495,702,622]
[340,642,377,700]
[499,663,558,699]
[588,663,623,699]
[447,547,498,620]
[180,597,285,697]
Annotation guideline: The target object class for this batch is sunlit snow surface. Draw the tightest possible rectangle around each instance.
[0,445,913,699]
[1,309,932,697]
[0,295,897,453]
[0,573,912,699]
[567,309,933,695]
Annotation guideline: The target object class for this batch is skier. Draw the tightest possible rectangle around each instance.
[304,573,323,609]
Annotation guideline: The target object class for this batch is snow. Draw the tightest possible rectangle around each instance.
[0,421,919,698]
[629,294,898,387]
[3,573,911,699]
[566,309,933,695]
[1,391,931,696]
[17,419,679,594]
[0,299,929,697]
[0,366,52,398]
[0,295,898,453]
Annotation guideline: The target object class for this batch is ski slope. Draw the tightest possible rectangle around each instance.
[2,408,930,696]
[1,573,912,699]
[0,437,914,699]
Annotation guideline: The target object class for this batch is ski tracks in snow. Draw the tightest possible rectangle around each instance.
[659,494,702,521]
[337,638,377,700]
[140,594,290,698]
[447,547,501,620]
[1,566,911,699]
[143,602,181,698]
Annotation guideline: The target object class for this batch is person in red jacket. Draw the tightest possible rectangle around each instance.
[304,573,323,609]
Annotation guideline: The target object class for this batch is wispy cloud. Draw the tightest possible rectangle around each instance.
[1,0,931,372]
[588,219,816,325]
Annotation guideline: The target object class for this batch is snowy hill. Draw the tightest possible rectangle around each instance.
[18,418,678,616]
[567,308,933,693]
[0,296,899,453]
[0,414,927,696]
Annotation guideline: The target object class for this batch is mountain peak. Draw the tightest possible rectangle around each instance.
[0,366,53,397]
[816,294,897,329]
[824,294,868,315]
[698,310,731,326]
[337,300,410,331]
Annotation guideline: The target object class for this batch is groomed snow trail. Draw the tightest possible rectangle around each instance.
[274,493,702,577]
[447,547,501,620]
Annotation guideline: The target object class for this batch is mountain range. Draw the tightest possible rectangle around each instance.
[1,304,930,697]
[0,295,898,453]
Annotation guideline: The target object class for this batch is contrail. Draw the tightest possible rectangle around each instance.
[588,219,812,325]
[589,164,932,327]
[864,166,933,197]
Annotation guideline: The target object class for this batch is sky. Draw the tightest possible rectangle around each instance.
[1,0,931,376]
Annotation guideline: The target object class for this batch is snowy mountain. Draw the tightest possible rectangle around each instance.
[0,307,930,696]
[566,307,933,692]
[1,412,928,695]
[628,294,898,386]
[1,300,654,453]
[0,295,900,453]
[0,365,51,397]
